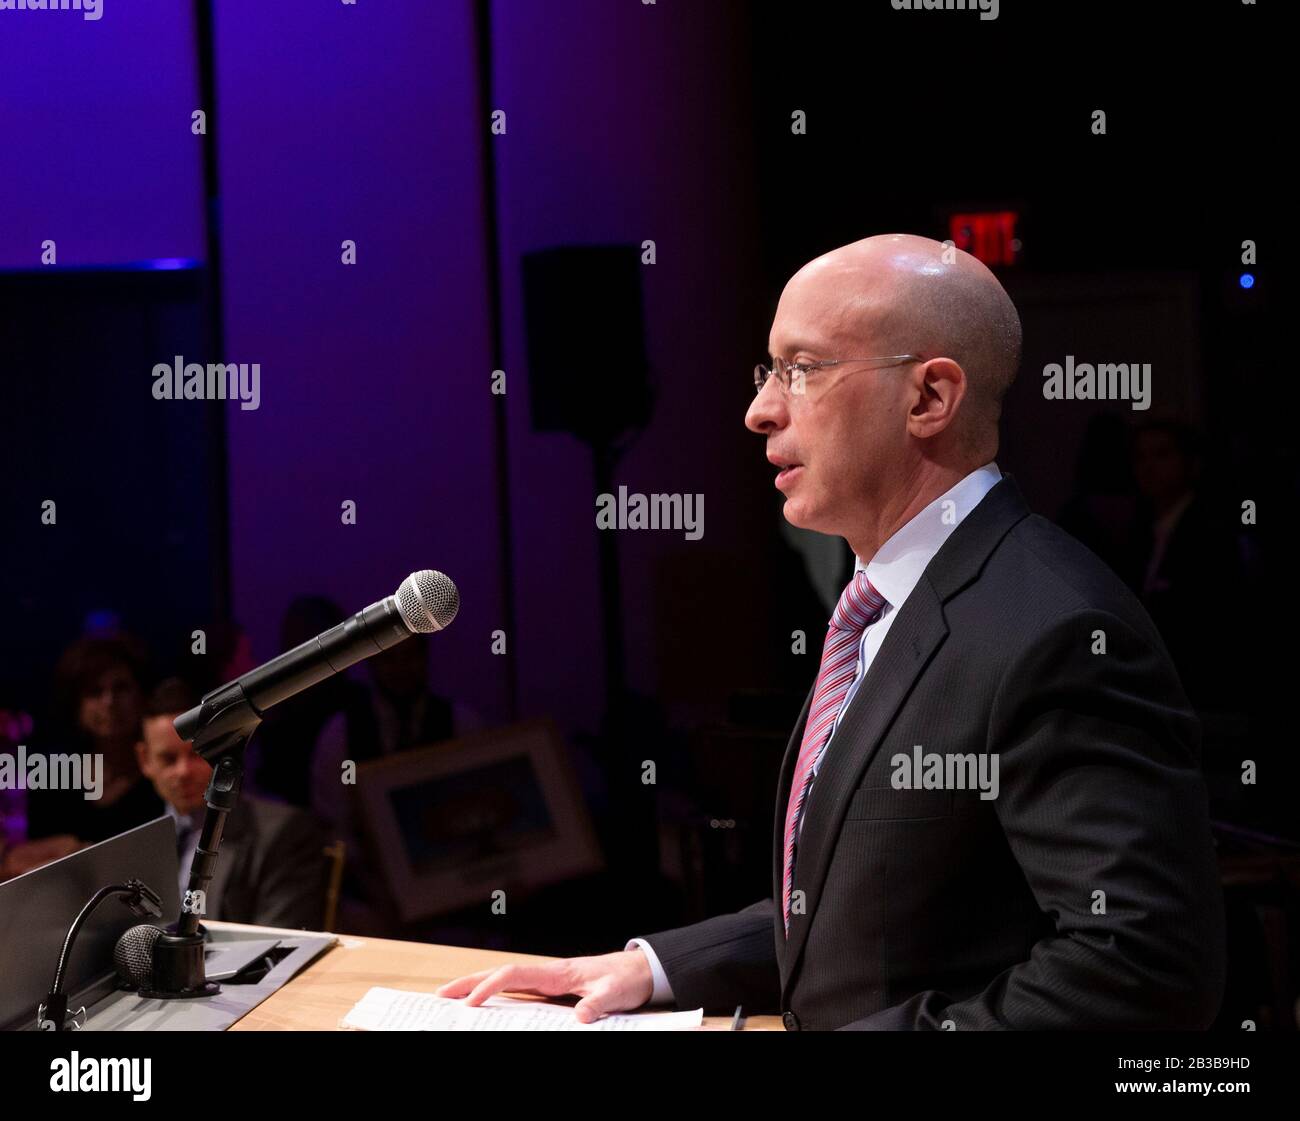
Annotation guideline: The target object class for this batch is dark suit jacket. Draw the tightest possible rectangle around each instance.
[204,795,326,930]
[638,474,1226,1030]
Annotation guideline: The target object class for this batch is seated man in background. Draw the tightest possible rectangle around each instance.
[309,634,480,934]
[138,678,327,929]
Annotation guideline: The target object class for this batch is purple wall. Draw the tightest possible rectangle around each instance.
[212,1,506,721]
[491,0,768,732]
[0,0,204,268]
[3,1,772,738]
[216,0,770,734]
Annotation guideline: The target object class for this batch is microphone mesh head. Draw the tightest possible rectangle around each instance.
[395,570,459,633]
[114,924,161,989]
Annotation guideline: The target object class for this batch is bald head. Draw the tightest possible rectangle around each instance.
[750,232,1022,555]
[782,233,1022,456]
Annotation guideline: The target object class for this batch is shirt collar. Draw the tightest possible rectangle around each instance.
[165,801,204,833]
[854,462,1003,609]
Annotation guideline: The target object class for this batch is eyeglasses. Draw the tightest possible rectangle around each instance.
[753,354,924,396]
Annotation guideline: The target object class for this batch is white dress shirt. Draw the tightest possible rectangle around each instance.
[628,461,1003,1005]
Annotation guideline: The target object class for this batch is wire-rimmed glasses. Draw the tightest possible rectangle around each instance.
[753,354,924,395]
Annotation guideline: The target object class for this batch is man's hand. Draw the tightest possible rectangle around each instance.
[434,949,655,1023]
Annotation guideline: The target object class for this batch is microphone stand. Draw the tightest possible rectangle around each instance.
[142,683,262,999]
[39,878,164,1030]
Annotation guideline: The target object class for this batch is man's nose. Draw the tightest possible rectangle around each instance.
[745,379,788,435]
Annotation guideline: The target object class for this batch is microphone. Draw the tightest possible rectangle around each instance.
[137,571,460,1001]
[113,924,162,993]
[174,569,459,748]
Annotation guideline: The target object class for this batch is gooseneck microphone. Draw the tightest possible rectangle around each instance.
[129,570,459,1001]
[174,569,460,749]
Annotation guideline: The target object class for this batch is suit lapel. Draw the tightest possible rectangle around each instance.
[773,474,1032,996]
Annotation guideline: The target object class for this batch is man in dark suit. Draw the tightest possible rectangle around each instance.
[137,679,327,930]
[436,233,1226,1029]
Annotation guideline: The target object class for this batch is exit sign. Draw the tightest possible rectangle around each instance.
[948,211,1020,266]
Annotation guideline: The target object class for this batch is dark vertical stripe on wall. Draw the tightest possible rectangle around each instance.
[193,0,231,624]
[474,0,520,719]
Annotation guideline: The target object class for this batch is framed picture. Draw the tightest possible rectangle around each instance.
[352,718,604,922]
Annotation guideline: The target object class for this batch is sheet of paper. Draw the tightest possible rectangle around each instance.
[340,986,703,1031]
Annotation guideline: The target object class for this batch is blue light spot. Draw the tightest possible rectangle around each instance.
[1239,273,1255,289]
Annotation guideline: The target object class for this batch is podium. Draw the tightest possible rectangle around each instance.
[215,921,784,1031]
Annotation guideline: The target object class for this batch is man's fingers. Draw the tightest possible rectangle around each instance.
[436,963,568,1002]
[463,964,573,1006]
[434,970,495,998]
[573,986,614,1024]
[462,963,574,1007]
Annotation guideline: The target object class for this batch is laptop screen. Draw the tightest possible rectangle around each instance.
[0,815,179,1031]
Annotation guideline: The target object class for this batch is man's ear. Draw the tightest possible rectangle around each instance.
[908,357,965,437]
[133,739,150,773]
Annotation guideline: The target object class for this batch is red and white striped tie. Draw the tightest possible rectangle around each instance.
[781,570,887,935]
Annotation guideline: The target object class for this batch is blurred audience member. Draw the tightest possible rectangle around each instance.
[309,635,479,932]
[137,678,327,929]
[0,708,33,847]
[25,635,164,844]
[0,706,85,880]
[182,617,258,695]
[250,596,361,808]
[1058,412,1141,586]
[1131,420,1244,709]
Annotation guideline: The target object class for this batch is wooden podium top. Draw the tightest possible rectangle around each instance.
[215,922,783,1032]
